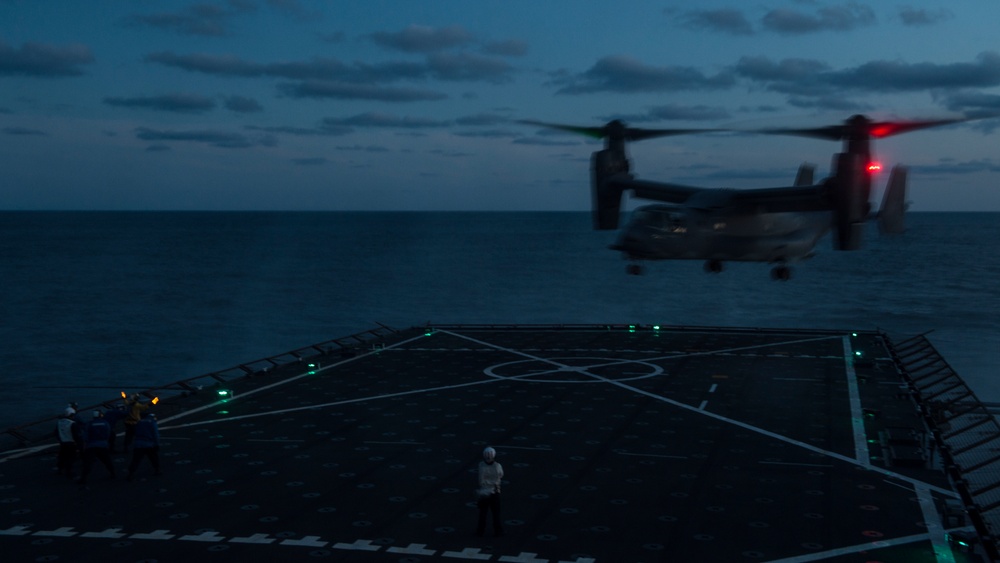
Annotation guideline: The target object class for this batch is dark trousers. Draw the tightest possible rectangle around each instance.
[79,448,115,483]
[477,493,503,536]
[128,447,161,476]
[123,423,136,452]
[56,442,77,477]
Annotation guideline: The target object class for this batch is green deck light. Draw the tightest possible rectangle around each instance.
[217,389,234,401]
[628,325,636,333]
[307,363,317,374]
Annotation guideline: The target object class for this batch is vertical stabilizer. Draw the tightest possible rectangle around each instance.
[794,163,815,186]
[878,166,907,234]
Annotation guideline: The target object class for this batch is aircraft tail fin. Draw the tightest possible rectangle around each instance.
[591,149,630,230]
[878,165,908,234]
[794,163,815,186]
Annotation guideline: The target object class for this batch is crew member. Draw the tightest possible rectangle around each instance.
[55,407,80,479]
[476,446,505,537]
[122,393,150,453]
[127,413,162,480]
[78,410,115,486]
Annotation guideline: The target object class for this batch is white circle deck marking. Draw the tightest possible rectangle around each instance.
[484,357,664,383]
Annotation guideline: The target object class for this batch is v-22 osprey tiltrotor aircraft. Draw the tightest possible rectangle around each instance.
[523,115,971,280]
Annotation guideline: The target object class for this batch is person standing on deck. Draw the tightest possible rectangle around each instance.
[55,407,81,479]
[77,410,115,486]
[122,394,149,453]
[476,446,505,537]
[127,413,162,480]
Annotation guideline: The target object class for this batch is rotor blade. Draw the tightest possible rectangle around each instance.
[755,114,985,141]
[624,127,722,141]
[518,119,720,141]
[756,125,847,141]
[517,120,606,139]
[867,118,967,138]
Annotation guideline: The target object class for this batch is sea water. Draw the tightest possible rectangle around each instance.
[1,211,997,430]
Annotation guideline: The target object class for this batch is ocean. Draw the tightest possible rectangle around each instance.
[1,211,998,430]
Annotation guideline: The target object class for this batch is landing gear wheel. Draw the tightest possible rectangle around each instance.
[770,265,791,281]
[704,260,723,274]
[627,264,643,276]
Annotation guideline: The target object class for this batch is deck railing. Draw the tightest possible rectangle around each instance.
[887,332,1000,561]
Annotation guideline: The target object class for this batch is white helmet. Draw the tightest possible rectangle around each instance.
[483,447,496,462]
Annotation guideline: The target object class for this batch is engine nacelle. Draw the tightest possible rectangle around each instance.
[591,149,630,230]
[831,152,871,251]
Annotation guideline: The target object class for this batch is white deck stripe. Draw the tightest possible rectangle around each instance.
[916,485,955,563]
[842,336,870,463]
[444,330,958,498]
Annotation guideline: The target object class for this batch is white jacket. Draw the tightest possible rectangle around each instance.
[478,461,504,497]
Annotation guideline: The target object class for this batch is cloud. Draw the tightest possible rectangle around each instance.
[245,123,354,136]
[829,52,1000,92]
[937,90,1000,113]
[126,2,255,37]
[3,126,46,136]
[554,55,735,94]
[734,52,1000,96]
[680,9,754,36]
[144,51,264,76]
[321,112,451,128]
[761,3,876,34]
[134,126,273,148]
[146,49,513,95]
[909,158,1000,175]
[787,95,872,111]
[224,95,262,113]
[0,40,94,77]
[647,104,731,121]
[426,52,514,83]
[898,7,952,26]
[104,93,216,113]
[278,80,447,102]
[370,24,474,53]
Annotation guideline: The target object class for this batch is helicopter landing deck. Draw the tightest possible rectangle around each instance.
[0,325,990,562]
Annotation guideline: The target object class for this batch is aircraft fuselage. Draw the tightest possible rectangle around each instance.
[613,203,832,264]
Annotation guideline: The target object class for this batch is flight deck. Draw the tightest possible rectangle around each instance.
[2,324,999,562]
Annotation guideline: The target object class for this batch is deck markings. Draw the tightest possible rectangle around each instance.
[443,329,957,499]
[155,331,436,427]
[842,336,870,464]
[758,528,972,563]
[915,485,955,563]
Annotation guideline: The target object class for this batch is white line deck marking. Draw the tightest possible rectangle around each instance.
[387,543,437,555]
[443,330,957,498]
[842,336,870,464]
[279,536,328,547]
[916,485,955,563]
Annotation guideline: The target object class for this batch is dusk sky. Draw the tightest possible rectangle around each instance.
[2,1,999,211]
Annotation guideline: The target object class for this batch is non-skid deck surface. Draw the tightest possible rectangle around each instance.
[0,326,973,562]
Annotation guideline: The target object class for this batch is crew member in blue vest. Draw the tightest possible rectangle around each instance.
[127,413,162,480]
[77,410,115,486]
